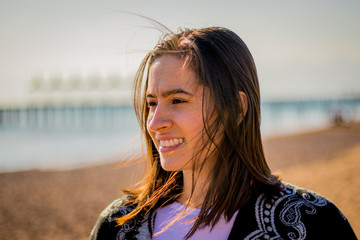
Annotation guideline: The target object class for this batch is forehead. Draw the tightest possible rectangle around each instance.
[147,55,201,93]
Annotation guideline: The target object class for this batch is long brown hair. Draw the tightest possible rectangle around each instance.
[117,27,281,238]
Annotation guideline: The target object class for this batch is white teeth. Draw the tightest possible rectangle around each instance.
[160,138,184,147]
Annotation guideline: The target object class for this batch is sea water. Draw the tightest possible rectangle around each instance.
[0,98,359,172]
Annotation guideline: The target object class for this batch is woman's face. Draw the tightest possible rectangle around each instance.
[146,55,213,172]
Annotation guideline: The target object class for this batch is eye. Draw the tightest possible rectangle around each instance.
[172,99,186,104]
[147,101,157,108]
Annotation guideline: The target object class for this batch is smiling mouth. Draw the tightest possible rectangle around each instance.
[159,138,185,147]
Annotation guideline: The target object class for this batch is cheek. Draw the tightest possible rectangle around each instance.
[146,117,150,133]
[146,109,154,129]
[183,115,205,140]
[146,116,156,141]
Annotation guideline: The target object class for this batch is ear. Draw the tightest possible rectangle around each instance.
[239,91,248,121]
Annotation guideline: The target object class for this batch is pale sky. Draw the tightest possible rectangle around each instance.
[1,0,360,106]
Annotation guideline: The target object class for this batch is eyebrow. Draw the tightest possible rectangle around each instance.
[146,89,193,98]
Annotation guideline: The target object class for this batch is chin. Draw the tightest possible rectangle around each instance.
[159,157,180,171]
[160,158,192,172]
[160,162,179,172]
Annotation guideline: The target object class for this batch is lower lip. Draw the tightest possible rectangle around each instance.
[159,142,184,153]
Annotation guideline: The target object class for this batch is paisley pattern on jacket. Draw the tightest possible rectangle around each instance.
[244,184,328,240]
[89,184,357,240]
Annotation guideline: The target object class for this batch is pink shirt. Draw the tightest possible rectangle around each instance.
[153,202,238,240]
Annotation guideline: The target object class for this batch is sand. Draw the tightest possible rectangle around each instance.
[0,124,359,239]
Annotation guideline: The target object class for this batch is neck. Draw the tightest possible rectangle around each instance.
[177,168,210,208]
[177,149,217,208]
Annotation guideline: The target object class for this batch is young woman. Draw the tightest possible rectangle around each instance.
[90,27,357,240]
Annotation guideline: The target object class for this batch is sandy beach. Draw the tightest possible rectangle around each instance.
[0,124,359,239]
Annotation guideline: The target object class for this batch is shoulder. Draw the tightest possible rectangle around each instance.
[98,196,135,221]
[231,183,357,240]
[89,196,138,240]
[274,183,347,227]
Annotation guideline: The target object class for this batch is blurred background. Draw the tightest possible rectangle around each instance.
[1,0,360,172]
[1,1,360,239]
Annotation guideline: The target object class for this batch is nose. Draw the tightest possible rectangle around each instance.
[147,104,172,133]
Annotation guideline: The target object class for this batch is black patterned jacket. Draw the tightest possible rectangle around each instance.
[89,184,357,240]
